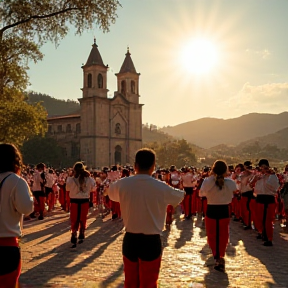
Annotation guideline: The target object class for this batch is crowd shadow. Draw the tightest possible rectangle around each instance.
[99,263,124,288]
[174,213,194,249]
[229,220,288,287]
[20,218,124,286]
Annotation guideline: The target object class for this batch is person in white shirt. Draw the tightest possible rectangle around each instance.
[200,160,236,273]
[0,144,34,288]
[253,159,280,246]
[66,162,95,248]
[31,163,46,220]
[45,169,55,212]
[181,167,197,219]
[239,161,254,230]
[107,148,184,288]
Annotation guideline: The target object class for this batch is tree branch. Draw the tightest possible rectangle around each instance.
[0,6,83,34]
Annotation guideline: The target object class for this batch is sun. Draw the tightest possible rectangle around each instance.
[180,38,219,75]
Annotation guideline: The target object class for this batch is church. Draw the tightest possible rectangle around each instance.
[47,39,143,169]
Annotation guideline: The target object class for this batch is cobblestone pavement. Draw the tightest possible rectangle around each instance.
[19,207,288,288]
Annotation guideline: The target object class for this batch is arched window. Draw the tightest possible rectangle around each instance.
[66,124,72,133]
[76,123,81,134]
[115,123,121,135]
[131,80,135,94]
[115,145,122,165]
[87,73,92,88]
[121,80,126,96]
[98,73,103,88]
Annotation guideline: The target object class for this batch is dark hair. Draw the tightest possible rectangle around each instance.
[135,148,156,171]
[211,160,227,190]
[73,162,90,191]
[36,163,45,170]
[258,159,269,167]
[235,163,245,172]
[0,143,22,174]
[121,168,130,178]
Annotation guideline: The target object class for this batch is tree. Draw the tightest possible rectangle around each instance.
[0,89,47,146]
[21,135,63,167]
[0,0,120,94]
[0,0,120,146]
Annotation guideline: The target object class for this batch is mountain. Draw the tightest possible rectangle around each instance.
[161,112,288,149]
[238,127,288,149]
[27,92,80,116]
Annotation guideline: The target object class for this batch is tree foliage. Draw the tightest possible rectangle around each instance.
[21,135,63,167]
[146,139,197,168]
[0,0,120,146]
[0,89,47,146]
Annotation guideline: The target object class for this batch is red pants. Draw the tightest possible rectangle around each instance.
[70,201,89,235]
[255,202,276,241]
[123,256,161,288]
[0,238,21,288]
[250,198,256,228]
[205,217,230,259]
[166,205,174,225]
[232,197,241,219]
[111,201,121,218]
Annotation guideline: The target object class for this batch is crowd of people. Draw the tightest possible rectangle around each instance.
[1,143,288,287]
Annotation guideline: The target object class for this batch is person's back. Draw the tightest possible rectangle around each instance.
[111,174,183,235]
[0,144,34,288]
[107,148,184,288]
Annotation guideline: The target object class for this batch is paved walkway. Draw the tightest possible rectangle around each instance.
[19,208,288,288]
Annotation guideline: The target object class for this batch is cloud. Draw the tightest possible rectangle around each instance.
[245,49,271,59]
[224,82,288,111]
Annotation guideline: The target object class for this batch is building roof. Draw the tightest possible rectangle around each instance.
[119,48,137,74]
[83,38,106,68]
[47,114,80,121]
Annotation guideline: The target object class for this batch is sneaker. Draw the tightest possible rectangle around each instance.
[30,212,36,219]
[243,225,252,230]
[38,215,44,220]
[263,241,273,246]
[256,233,262,239]
[214,258,225,272]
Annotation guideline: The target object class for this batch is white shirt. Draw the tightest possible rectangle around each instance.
[254,174,280,196]
[66,176,95,199]
[0,172,34,237]
[199,175,236,205]
[108,174,184,235]
[45,173,55,188]
[32,171,44,192]
[182,172,196,188]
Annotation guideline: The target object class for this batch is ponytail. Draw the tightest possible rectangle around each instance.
[73,162,90,192]
[215,174,225,190]
[211,160,227,190]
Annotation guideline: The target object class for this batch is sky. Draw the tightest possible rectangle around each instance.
[27,0,288,127]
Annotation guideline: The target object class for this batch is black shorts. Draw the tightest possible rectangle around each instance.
[0,246,20,275]
[122,232,162,262]
[45,187,53,196]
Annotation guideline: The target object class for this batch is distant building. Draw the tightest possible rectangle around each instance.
[47,39,143,169]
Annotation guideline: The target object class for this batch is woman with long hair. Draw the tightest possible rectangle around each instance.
[66,162,95,248]
[0,143,34,288]
[199,160,236,272]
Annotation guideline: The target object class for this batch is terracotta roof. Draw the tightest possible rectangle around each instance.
[119,48,137,73]
[47,114,80,121]
[84,39,106,68]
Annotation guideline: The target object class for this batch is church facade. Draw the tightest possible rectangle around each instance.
[47,40,143,169]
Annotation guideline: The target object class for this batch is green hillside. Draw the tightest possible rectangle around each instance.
[27,91,80,116]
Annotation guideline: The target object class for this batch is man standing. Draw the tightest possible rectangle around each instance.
[31,163,46,220]
[107,148,184,288]
[254,159,280,246]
